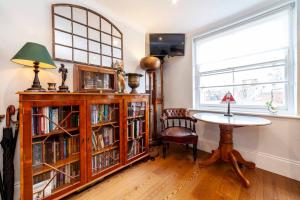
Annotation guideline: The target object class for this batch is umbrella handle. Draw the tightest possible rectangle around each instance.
[6,105,15,128]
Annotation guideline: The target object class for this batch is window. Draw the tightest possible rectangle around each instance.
[193,3,296,114]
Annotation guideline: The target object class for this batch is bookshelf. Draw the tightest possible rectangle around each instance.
[87,99,122,181]
[125,99,149,164]
[19,93,148,200]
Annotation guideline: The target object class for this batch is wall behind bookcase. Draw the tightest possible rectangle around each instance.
[0,0,146,198]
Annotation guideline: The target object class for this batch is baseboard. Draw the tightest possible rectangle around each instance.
[197,138,300,182]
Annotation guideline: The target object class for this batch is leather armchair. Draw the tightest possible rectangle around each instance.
[160,108,198,161]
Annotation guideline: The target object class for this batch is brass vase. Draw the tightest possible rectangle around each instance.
[140,56,161,71]
[126,73,143,94]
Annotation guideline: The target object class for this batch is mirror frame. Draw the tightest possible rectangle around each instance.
[52,4,123,69]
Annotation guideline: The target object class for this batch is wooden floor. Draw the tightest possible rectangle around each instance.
[67,145,300,200]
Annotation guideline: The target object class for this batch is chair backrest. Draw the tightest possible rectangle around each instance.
[163,108,188,118]
[161,108,195,132]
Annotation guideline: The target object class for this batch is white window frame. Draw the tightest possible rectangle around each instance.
[192,1,297,115]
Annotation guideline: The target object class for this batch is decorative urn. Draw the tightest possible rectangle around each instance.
[140,56,161,71]
[126,73,143,94]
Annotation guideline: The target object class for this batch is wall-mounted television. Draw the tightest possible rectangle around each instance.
[149,33,185,57]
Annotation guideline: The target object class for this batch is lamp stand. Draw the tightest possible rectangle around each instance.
[224,102,233,117]
[25,61,46,92]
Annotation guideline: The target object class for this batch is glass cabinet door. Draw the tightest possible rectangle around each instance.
[124,98,149,164]
[87,99,122,181]
[29,101,85,200]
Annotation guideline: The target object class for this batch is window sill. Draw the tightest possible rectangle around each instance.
[189,108,300,120]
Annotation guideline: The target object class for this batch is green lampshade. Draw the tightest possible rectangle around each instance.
[11,42,56,69]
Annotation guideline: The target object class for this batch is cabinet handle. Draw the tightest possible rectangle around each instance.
[82,138,84,144]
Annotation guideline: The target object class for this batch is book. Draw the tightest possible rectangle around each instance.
[32,143,43,166]
[32,106,79,136]
[32,179,52,200]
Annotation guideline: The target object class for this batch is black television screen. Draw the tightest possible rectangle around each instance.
[150,34,185,57]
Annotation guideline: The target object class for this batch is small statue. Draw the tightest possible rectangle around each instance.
[58,64,70,92]
[115,61,126,93]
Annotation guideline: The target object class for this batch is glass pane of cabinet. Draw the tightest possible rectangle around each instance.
[90,103,120,176]
[126,101,147,160]
[31,105,81,199]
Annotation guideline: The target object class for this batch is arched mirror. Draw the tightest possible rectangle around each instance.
[52,4,123,68]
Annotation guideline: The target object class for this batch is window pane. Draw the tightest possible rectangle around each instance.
[88,12,100,29]
[233,83,286,106]
[89,40,100,53]
[54,6,71,18]
[88,28,100,41]
[198,49,287,73]
[89,53,100,65]
[74,36,87,50]
[74,49,87,63]
[55,16,71,32]
[102,44,111,56]
[199,73,233,87]
[196,9,289,71]
[54,30,72,46]
[234,66,286,85]
[73,7,87,24]
[200,87,233,104]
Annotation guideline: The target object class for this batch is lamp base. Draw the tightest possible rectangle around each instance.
[224,113,234,117]
[25,87,46,92]
[25,62,46,92]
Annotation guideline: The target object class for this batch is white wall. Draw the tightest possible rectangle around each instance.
[163,1,300,181]
[0,0,145,198]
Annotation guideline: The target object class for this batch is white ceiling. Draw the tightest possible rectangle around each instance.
[96,0,282,33]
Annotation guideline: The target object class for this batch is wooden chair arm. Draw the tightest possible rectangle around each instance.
[186,116,197,123]
[160,115,167,122]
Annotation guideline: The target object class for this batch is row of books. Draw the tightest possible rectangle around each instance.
[32,135,80,166]
[91,104,118,124]
[33,162,80,200]
[127,139,145,159]
[32,106,79,136]
[127,120,144,139]
[92,127,114,151]
[128,102,146,117]
[92,149,119,173]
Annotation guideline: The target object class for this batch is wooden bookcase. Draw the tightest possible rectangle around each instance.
[19,92,149,200]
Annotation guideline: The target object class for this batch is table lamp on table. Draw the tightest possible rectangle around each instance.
[221,91,235,117]
[11,42,56,92]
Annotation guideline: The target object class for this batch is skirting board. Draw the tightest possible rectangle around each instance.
[198,138,300,182]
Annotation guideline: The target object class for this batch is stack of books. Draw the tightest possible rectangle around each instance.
[127,139,144,159]
[127,120,144,139]
[32,106,79,136]
[128,102,146,118]
[92,127,114,150]
[91,104,116,124]
[32,135,80,167]
[33,162,80,200]
[92,149,119,173]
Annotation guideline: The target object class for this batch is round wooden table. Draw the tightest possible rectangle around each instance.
[193,112,271,187]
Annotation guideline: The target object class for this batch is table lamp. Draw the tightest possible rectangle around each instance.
[221,91,235,117]
[11,42,56,92]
